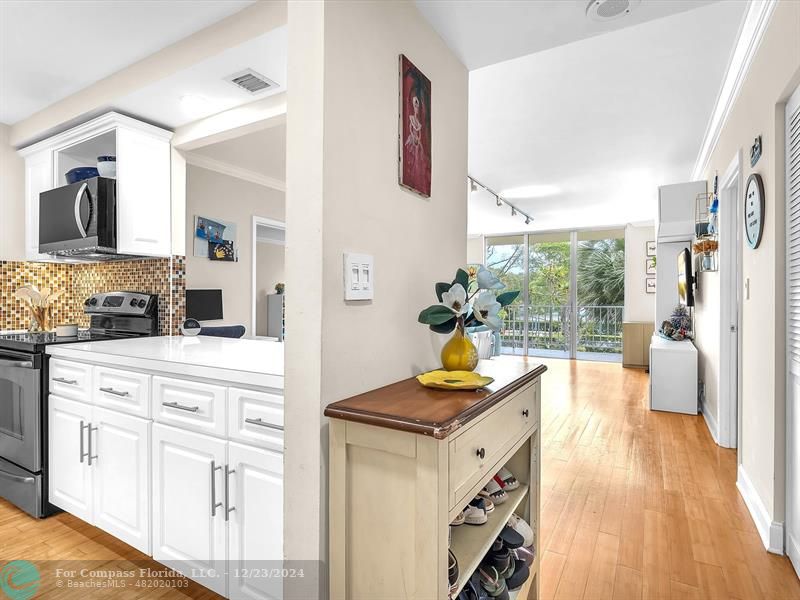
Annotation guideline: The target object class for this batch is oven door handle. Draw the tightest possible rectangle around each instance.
[0,358,34,369]
[0,468,35,484]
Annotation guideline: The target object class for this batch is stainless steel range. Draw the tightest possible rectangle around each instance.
[0,291,158,517]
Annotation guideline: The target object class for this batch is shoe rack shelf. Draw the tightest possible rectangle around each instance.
[325,357,545,599]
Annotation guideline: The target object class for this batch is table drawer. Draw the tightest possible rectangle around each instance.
[93,366,151,418]
[228,388,284,451]
[49,359,92,403]
[152,377,226,437]
[448,382,537,508]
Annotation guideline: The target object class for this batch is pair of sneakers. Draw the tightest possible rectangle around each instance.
[478,525,531,598]
[482,467,520,505]
[452,495,494,526]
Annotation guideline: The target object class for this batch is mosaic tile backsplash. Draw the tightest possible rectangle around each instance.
[0,256,186,335]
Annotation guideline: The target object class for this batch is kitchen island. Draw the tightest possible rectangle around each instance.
[45,335,284,599]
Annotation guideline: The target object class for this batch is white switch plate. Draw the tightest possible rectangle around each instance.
[343,253,374,300]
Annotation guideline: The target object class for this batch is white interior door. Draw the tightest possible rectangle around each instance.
[786,83,800,574]
[92,407,150,554]
[48,395,93,521]
[152,423,227,596]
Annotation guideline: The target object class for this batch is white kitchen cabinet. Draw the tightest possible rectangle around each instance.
[48,395,151,553]
[152,423,228,596]
[49,395,93,521]
[17,112,172,261]
[228,441,284,600]
[92,407,151,554]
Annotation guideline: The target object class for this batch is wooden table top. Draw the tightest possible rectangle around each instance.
[324,357,546,439]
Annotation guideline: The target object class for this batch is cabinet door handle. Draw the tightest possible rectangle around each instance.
[210,461,223,517]
[87,424,98,466]
[244,417,283,431]
[54,377,78,385]
[99,386,130,397]
[476,447,486,460]
[225,466,235,521]
[162,401,199,413]
[522,409,529,418]
[79,420,89,463]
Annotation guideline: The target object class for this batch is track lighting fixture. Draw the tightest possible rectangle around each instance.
[467,175,533,227]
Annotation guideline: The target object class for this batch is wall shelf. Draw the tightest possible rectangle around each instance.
[694,192,718,272]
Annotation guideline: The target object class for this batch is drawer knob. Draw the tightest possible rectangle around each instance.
[476,447,485,460]
[522,409,529,418]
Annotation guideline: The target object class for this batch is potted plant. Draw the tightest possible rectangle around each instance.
[418,266,519,371]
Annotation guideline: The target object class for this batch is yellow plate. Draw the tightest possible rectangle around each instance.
[416,370,494,390]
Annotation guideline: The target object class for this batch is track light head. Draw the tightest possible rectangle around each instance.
[496,197,502,207]
[525,216,531,225]
[511,207,517,216]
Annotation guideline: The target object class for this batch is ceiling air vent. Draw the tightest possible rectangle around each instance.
[226,69,277,94]
[586,0,640,22]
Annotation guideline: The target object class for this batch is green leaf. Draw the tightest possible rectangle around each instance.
[430,317,457,334]
[496,290,520,306]
[418,305,456,325]
[435,282,451,302]
[453,268,469,290]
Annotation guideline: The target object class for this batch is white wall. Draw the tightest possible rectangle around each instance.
[702,0,800,548]
[255,241,285,336]
[284,0,468,578]
[623,223,655,322]
[467,235,484,264]
[0,124,25,260]
[185,165,284,329]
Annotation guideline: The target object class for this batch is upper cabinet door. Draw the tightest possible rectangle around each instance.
[116,126,171,257]
[227,441,284,600]
[152,423,227,596]
[24,149,54,261]
[91,407,151,555]
[48,395,93,521]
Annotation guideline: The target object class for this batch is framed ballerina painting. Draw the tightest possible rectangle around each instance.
[399,54,431,197]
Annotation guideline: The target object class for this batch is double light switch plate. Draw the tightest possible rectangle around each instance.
[343,253,374,301]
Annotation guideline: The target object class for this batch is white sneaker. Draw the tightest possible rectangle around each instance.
[463,503,488,525]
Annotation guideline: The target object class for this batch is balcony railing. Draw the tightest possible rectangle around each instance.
[500,304,623,356]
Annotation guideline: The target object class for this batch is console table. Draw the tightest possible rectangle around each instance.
[325,357,545,599]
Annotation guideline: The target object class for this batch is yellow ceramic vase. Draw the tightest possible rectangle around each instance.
[441,326,479,372]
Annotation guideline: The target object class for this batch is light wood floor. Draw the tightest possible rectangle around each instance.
[1,359,798,599]
[529,358,800,600]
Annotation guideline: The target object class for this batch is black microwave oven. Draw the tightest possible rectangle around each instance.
[38,176,121,260]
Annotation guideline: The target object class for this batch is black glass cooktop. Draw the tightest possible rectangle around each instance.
[0,331,115,353]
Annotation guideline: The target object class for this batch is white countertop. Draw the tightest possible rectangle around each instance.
[47,336,284,389]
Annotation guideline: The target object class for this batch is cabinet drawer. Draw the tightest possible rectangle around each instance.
[448,382,537,509]
[49,359,92,403]
[152,377,226,437]
[228,388,284,451]
[93,367,151,418]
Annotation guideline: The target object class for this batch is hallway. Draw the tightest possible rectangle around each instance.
[535,359,799,600]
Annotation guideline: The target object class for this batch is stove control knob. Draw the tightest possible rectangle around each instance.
[89,298,98,306]
[84,298,91,306]
[137,299,147,309]
[130,299,138,307]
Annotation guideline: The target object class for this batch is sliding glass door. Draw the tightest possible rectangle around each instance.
[486,229,624,361]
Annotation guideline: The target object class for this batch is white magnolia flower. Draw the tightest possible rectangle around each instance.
[476,266,504,290]
[473,291,503,330]
[441,283,468,315]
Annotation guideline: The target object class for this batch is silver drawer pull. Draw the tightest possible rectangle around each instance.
[245,417,283,431]
[163,401,200,413]
[99,386,130,397]
[54,377,78,385]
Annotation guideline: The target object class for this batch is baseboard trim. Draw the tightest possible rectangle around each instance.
[788,530,800,577]
[700,396,719,444]
[736,465,785,554]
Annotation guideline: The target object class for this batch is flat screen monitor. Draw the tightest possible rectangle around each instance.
[186,289,223,321]
[677,248,694,307]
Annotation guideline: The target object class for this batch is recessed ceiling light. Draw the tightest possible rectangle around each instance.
[586,0,640,22]
[501,184,561,199]
[179,94,211,119]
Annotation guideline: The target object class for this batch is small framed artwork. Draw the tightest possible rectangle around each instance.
[646,241,656,256]
[399,54,432,198]
[209,240,235,261]
[646,257,656,275]
[646,278,656,294]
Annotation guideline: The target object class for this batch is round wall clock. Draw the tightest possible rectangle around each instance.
[744,173,765,249]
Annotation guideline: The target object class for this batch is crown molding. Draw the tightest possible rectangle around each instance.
[185,152,286,192]
[691,0,777,181]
